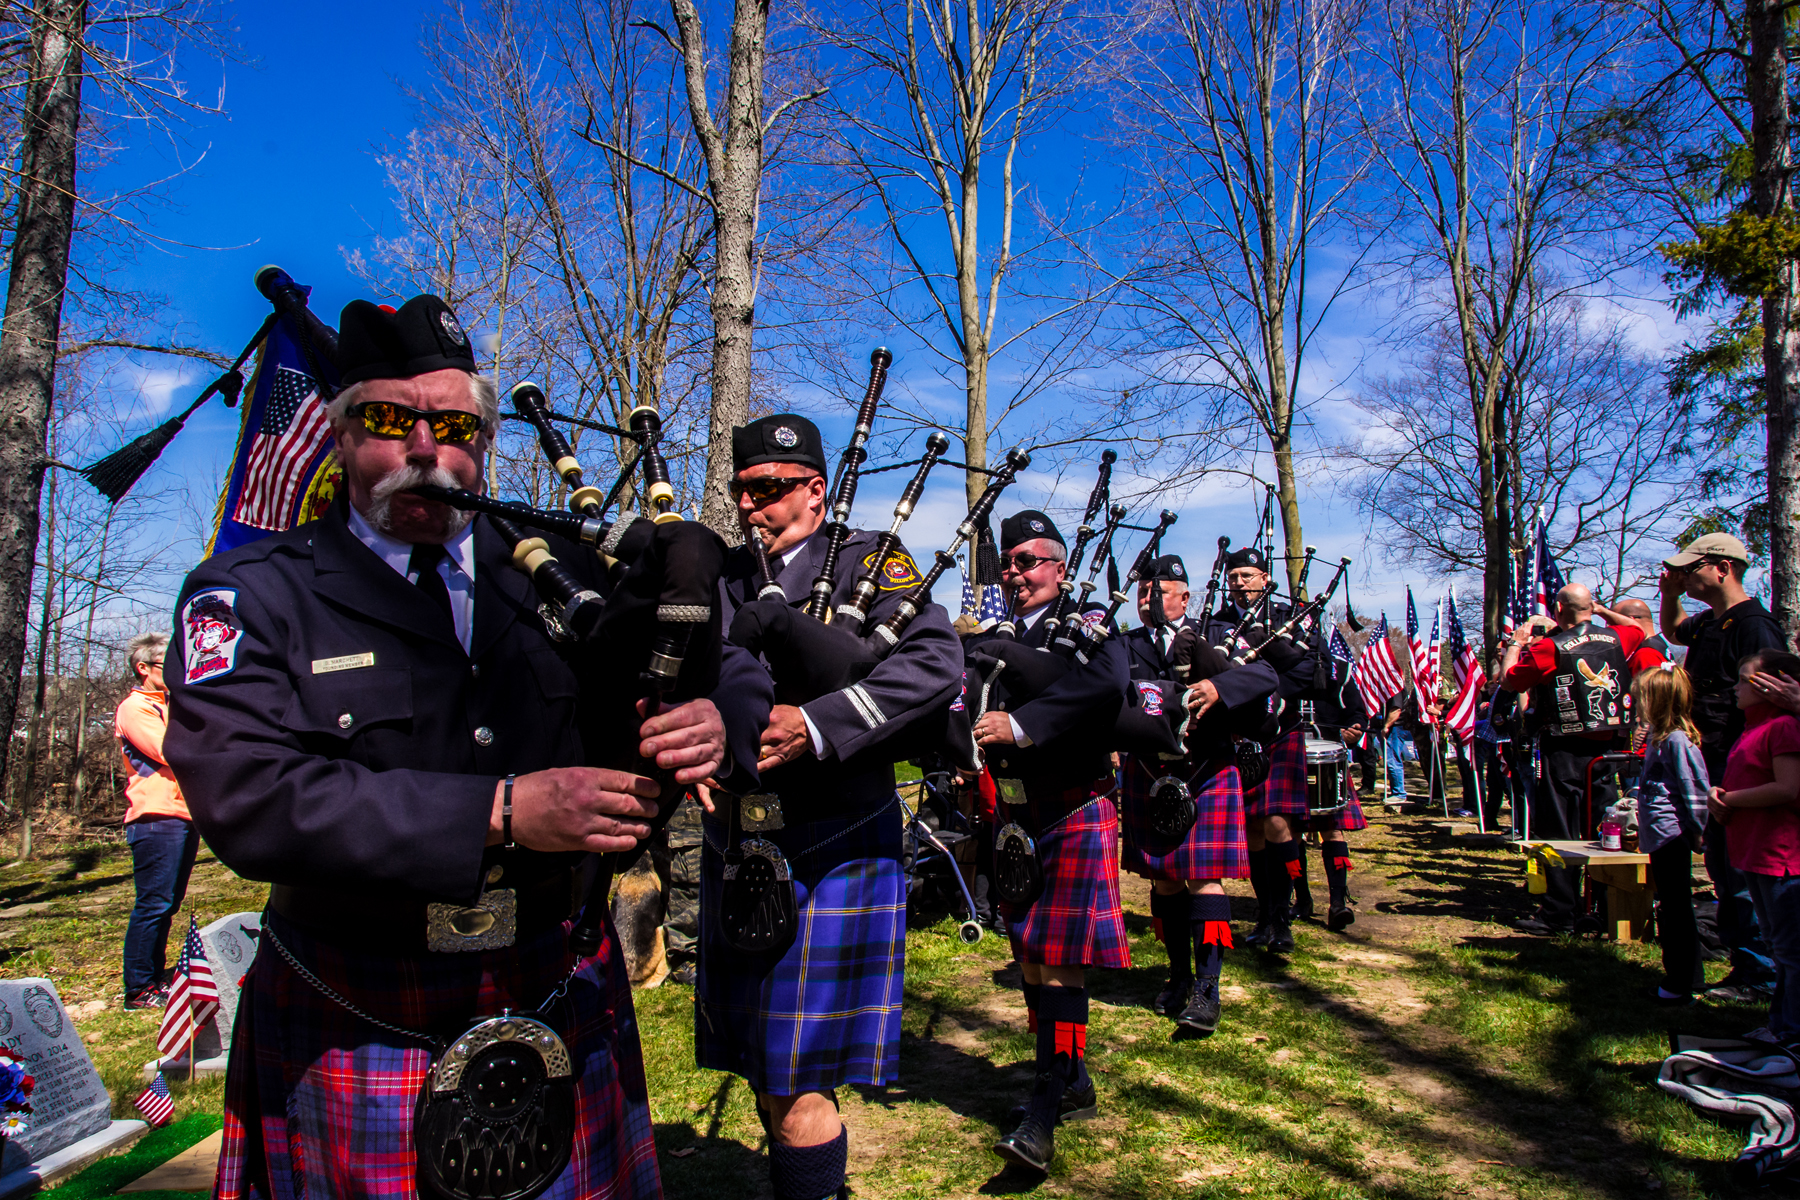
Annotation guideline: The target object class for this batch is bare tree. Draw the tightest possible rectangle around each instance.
[1109,0,1370,596]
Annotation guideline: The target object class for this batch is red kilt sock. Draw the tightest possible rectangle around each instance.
[1030,986,1090,1117]
[1151,890,1192,982]
[769,1124,848,1200]
[1022,981,1041,1033]
[1191,893,1233,981]
[1324,842,1353,907]
[1246,846,1274,922]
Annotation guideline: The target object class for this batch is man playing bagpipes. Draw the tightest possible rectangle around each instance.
[967,510,1133,1173]
[703,414,962,1200]
[1119,554,1278,1034]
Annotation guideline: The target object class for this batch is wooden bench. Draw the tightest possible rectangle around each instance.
[1519,840,1655,942]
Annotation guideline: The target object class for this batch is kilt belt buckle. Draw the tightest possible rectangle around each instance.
[994,776,1028,807]
[425,888,517,953]
[739,792,785,832]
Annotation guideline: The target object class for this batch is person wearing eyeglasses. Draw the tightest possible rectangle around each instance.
[704,413,961,1200]
[164,295,764,1200]
[965,509,1132,1173]
[115,631,199,1011]
[1659,533,1785,1001]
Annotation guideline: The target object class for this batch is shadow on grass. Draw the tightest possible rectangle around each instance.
[654,1075,769,1199]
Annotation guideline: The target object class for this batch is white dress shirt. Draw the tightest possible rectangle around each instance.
[347,506,477,654]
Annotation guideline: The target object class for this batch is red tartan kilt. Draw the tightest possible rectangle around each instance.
[1306,774,1369,831]
[1119,756,1249,881]
[217,913,661,1200]
[1001,794,1131,969]
[1244,728,1310,818]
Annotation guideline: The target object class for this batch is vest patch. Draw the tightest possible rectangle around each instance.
[182,588,243,684]
[863,550,922,590]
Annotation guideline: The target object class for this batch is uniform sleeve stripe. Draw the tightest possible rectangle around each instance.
[843,684,887,731]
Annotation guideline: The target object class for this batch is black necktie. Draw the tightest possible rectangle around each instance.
[409,542,454,626]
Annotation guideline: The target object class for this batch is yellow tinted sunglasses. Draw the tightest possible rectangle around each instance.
[346,400,488,444]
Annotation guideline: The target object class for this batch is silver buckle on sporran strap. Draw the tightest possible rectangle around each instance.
[994,776,1029,807]
[425,888,517,953]
[414,1013,575,1200]
[994,821,1044,906]
[721,837,798,954]
[739,793,785,832]
[1147,775,1198,841]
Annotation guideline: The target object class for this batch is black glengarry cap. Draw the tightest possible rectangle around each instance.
[337,295,478,386]
[1146,554,1187,583]
[1001,509,1064,551]
[1226,546,1268,572]
[733,414,828,475]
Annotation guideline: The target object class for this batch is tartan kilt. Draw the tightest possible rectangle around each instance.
[1244,728,1310,819]
[1306,774,1369,832]
[218,911,659,1200]
[1001,792,1131,969]
[696,803,905,1096]
[1119,756,1248,881]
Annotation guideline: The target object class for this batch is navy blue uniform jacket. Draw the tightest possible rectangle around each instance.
[719,525,961,819]
[164,502,772,910]
[1124,617,1277,753]
[1205,601,1318,739]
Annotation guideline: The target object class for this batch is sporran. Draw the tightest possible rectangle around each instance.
[721,836,798,953]
[1146,774,1197,841]
[1234,738,1270,791]
[994,821,1044,906]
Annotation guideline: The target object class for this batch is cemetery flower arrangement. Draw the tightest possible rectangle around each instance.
[0,1051,34,1135]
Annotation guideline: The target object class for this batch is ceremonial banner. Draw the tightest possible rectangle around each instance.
[205,308,342,557]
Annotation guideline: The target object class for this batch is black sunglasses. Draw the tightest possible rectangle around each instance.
[346,400,488,445]
[730,475,818,505]
[1001,552,1059,573]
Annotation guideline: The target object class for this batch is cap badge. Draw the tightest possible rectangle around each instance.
[1028,519,1046,533]
[773,425,799,448]
[1172,565,1186,579]
[437,308,469,348]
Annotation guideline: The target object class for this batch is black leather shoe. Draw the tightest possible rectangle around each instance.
[1007,1078,1097,1126]
[993,1110,1056,1171]
[1177,978,1221,1033]
[1243,920,1271,947]
[1265,921,1295,953]
[1327,903,1355,931]
[1513,917,1573,936]
[1152,976,1191,1017]
[1291,889,1315,920]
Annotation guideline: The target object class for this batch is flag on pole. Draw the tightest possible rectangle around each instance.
[1405,589,1440,713]
[1328,625,1354,664]
[1422,598,1443,697]
[1445,596,1488,742]
[155,916,219,1059]
[960,559,977,617]
[134,1072,175,1127]
[1354,614,1405,707]
[206,305,343,558]
[1532,519,1566,617]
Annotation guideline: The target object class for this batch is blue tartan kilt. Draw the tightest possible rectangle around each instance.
[1244,728,1310,819]
[1001,792,1131,969]
[1120,756,1249,881]
[217,911,660,1200]
[696,803,905,1096]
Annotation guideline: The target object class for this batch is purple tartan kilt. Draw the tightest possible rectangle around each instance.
[218,911,660,1200]
[695,805,905,1096]
[1244,728,1310,819]
[1120,757,1249,881]
[1001,794,1131,970]
[1306,774,1369,832]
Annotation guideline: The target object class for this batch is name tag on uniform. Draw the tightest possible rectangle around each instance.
[312,652,376,674]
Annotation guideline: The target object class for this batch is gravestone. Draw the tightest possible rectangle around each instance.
[143,911,261,1080]
[0,978,146,1197]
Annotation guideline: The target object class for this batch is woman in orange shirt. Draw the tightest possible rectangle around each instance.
[116,631,199,1009]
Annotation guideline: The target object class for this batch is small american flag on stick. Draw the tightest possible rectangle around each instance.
[155,916,219,1060]
[134,1072,174,1127]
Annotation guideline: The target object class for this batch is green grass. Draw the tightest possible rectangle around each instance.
[35,1113,219,1200]
[0,760,1779,1197]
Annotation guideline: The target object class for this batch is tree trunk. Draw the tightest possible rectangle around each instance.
[16,464,55,859]
[1271,430,1305,599]
[1748,0,1800,636]
[674,0,768,538]
[70,508,111,816]
[0,0,85,818]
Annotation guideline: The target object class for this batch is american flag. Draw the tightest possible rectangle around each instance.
[960,559,977,616]
[1532,519,1566,616]
[230,366,329,531]
[134,1072,174,1127]
[1444,595,1487,742]
[1406,589,1441,713]
[977,583,1010,626]
[1328,625,1353,664]
[1353,613,1405,707]
[155,915,219,1059]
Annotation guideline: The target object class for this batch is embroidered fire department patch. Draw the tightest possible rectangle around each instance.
[861,550,922,590]
[182,588,244,684]
[1137,681,1164,716]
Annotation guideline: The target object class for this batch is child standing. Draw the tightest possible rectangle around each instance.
[1710,649,1800,1042]
[1633,662,1710,1003]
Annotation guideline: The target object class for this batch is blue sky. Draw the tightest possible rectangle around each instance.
[79,0,1706,627]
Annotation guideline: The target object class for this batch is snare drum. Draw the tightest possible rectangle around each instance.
[1305,737,1349,818]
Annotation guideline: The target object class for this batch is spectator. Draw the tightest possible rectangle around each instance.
[1471,690,1518,832]
[1382,693,1417,803]
[1708,649,1800,1044]
[1596,597,1672,674]
[1500,585,1646,933]
[115,632,200,1010]
[1661,533,1784,1002]
[1633,662,1710,1005]
[1419,694,1450,805]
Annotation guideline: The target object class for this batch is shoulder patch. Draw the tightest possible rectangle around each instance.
[181,588,244,684]
[864,549,922,590]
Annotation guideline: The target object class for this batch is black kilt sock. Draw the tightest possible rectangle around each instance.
[1152,890,1193,982]
[1246,846,1273,921]
[1267,840,1300,919]
[1022,980,1042,1034]
[1191,892,1233,981]
[1030,986,1089,1118]
[769,1124,848,1200]
[1323,841,1352,907]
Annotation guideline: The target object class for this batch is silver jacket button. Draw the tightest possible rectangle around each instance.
[338,712,354,730]
[473,726,494,746]
[471,663,481,678]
